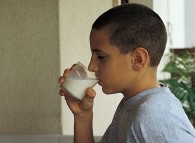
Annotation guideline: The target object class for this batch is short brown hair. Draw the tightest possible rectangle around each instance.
[92,3,167,66]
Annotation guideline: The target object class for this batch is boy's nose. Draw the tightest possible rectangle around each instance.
[88,61,97,72]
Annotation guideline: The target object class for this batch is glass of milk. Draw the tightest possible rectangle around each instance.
[61,62,99,100]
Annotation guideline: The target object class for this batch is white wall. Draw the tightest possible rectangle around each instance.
[154,0,195,48]
[167,0,185,48]
[128,0,153,8]
[59,0,122,136]
[158,0,195,78]
[154,0,185,49]
[153,0,170,80]
[185,0,195,47]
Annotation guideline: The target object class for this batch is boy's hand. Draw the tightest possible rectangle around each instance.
[58,68,96,116]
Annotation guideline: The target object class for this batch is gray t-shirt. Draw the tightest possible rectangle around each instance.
[101,86,195,143]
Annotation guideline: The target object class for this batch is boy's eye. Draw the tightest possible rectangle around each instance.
[98,56,105,59]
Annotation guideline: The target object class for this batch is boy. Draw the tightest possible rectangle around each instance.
[59,3,195,143]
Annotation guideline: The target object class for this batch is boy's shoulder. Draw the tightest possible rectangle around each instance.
[123,86,185,127]
[126,87,195,142]
[132,86,183,120]
[125,86,180,111]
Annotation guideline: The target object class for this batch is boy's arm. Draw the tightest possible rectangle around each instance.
[59,69,96,143]
[74,111,95,143]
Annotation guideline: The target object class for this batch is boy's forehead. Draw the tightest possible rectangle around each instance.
[91,28,107,37]
[90,29,122,55]
[90,29,110,44]
[90,29,110,51]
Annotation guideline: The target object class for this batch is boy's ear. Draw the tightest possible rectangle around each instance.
[131,47,149,71]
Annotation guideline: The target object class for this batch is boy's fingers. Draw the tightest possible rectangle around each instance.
[70,64,76,70]
[60,89,79,114]
[59,88,66,96]
[86,87,96,99]
[63,69,71,77]
[58,69,70,84]
[59,89,72,102]
[79,88,96,111]
[60,64,77,84]
[59,68,71,84]
[62,64,75,78]
[58,76,65,84]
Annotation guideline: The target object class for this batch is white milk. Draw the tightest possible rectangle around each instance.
[61,79,98,100]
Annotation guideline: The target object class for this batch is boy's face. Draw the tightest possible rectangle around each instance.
[88,28,137,95]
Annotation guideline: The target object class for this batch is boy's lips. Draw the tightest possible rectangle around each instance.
[95,75,100,80]
[95,75,101,85]
[98,80,102,86]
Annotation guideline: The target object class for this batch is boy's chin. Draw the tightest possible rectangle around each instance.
[102,87,118,95]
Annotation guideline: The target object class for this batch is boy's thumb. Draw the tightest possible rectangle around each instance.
[86,87,96,99]
[79,87,96,111]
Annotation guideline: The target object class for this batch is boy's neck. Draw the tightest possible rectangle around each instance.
[123,67,160,101]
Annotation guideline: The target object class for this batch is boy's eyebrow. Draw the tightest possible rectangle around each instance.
[92,49,108,54]
[92,49,103,52]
